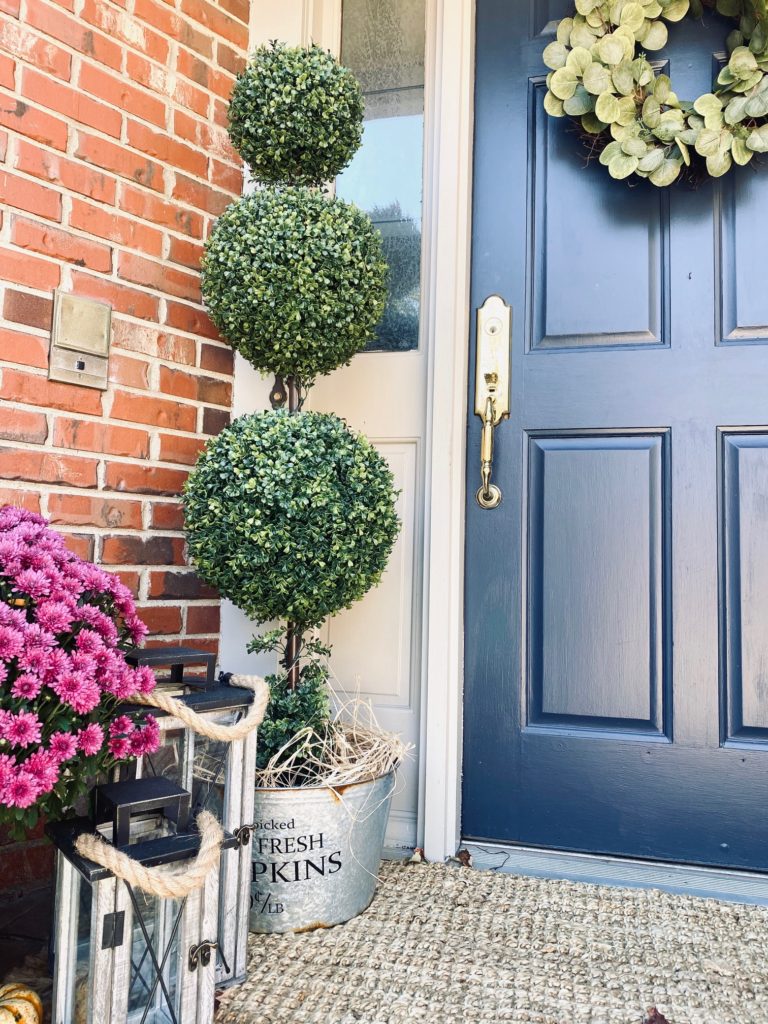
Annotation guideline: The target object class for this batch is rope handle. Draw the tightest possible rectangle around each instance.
[127,674,270,742]
[75,810,224,898]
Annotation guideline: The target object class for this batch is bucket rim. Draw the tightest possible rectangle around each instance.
[253,765,397,796]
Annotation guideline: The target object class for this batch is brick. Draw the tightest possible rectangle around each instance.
[209,157,242,195]
[178,22,213,59]
[0,447,98,487]
[158,433,205,466]
[114,570,140,595]
[0,369,102,416]
[25,0,122,71]
[120,183,204,238]
[79,61,166,129]
[212,98,228,129]
[75,132,164,193]
[0,328,49,369]
[0,97,67,150]
[0,488,41,512]
[217,0,248,26]
[53,417,149,458]
[69,199,162,255]
[159,367,231,406]
[174,110,231,157]
[177,47,209,88]
[151,501,184,530]
[105,461,188,496]
[3,290,52,331]
[0,407,48,444]
[180,0,247,47]
[80,0,169,64]
[0,247,60,289]
[12,218,113,273]
[186,604,220,634]
[134,0,180,39]
[48,493,143,530]
[169,235,203,271]
[172,173,231,216]
[110,391,197,432]
[200,343,234,375]
[119,252,200,302]
[148,570,217,600]
[102,534,185,565]
[174,76,209,118]
[126,52,170,97]
[0,21,71,79]
[70,271,160,320]
[201,406,229,436]
[15,141,116,203]
[111,320,196,365]
[138,604,183,635]
[0,169,61,220]
[21,66,122,138]
[0,54,12,89]
[165,301,218,339]
[107,353,150,389]
[0,0,21,16]
[0,127,7,160]
[216,41,245,77]
[126,119,208,179]
[62,532,94,559]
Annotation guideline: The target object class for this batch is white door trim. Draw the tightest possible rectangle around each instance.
[249,0,477,863]
[420,0,476,862]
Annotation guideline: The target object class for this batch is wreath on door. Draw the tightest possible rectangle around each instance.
[542,0,768,185]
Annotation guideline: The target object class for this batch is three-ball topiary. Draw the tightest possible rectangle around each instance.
[183,410,400,632]
[201,187,387,388]
[228,42,365,186]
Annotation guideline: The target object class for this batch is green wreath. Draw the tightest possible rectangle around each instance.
[543,0,768,185]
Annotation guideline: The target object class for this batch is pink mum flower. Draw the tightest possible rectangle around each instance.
[49,732,77,763]
[11,673,43,700]
[75,629,103,656]
[3,769,40,808]
[107,736,131,759]
[77,723,104,757]
[35,601,74,635]
[109,715,135,736]
[0,754,16,789]
[0,625,24,660]
[24,749,59,792]
[2,711,42,749]
[13,568,51,600]
[50,672,100,715]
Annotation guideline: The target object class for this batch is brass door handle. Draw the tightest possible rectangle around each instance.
[474,295,511,510]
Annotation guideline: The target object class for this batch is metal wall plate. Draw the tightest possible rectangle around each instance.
[49,290,111,389]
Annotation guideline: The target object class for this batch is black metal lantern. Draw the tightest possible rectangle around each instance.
[48,778,235,1024]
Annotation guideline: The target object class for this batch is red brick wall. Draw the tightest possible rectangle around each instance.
[0,0,249,672]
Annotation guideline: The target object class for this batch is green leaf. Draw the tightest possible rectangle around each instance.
[661,0,689,19]
[543,41,569,69]
[621,136,648,156]
[598,33,627,64]
[706,150,733,176]
[746,124,768,151]
[637,146,666,171]
[649,158,682,185]
[642,95,661,126]
[693,93,723,117]
[612,60,636,94]
[599,139,624,164]
[744,91,768,117]
[581,111,605,132]
[643,20,669,49]
[619,1,645,31]
[616,95,638,124]
[557,17,575,44]
[563,84,594,114]
[731,136,753,164]
[544,90,566,116]
[566,45,594,74]
[550,66,579,99]
[694,127,723,156]
[609,152,639,177]
[583,62,614,93]
[724,95,749,123]
[729,45,759,78]
[595,90,622,121]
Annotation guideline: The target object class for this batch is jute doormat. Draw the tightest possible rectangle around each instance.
[216,860,768,1024]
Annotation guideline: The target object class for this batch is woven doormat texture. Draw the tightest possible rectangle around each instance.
[216,860,768,1024]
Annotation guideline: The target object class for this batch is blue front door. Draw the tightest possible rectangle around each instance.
[463,0,768,869]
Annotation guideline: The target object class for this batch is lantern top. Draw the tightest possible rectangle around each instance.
[125,645,217,689]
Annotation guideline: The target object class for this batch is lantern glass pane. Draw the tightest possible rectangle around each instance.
[139,726,186,783]
[127,888,183,1024]
[190,711,239,816]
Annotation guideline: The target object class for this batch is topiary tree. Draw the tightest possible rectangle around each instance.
[187,44,398,768]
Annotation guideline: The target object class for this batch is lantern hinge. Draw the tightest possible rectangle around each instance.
[189,940,218,971]
[101,911,125,950]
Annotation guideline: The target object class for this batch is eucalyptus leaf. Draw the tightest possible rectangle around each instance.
[581,111,605,132]
[621,136,648,156]
[724,95,749,123]
[599,139,624,164]
[706,150,733,176]
[654,74,672,103]
[557,17,575,44]
[550,66,579,99]
[596,90,622,121]
[612,61,636,94]
[660,0,689,20]
[637,146,666,171]
[620,1,646,31]
[642,95,662,126]
[544,90,566,116]
[564,84,594,114]
[731,136,753,164]
[583,62,614,93]
[609,152,640,177]
[567,45,594,73]
[598,33,627,64]
[694,127,723,156]
[649,158,682,185]
[643,20,668,48]
[746,124,768,151]
[543,41,569,69]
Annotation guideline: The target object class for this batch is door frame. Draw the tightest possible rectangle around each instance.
[247,0,477,862]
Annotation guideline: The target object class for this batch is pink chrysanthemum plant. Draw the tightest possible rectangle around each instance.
[0,506,160,835]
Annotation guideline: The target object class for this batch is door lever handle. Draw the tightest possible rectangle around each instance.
[474,295,511,510]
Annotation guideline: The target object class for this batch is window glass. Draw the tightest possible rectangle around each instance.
[337,0,426,352]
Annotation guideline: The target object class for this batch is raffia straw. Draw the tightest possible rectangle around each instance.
[255,674,410,790]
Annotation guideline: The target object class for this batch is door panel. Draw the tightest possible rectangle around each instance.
[464,0,768,868]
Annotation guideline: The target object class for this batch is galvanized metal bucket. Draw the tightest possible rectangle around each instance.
[249,770,395,933]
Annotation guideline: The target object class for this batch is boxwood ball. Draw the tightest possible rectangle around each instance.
[201,186,388,384]
[228,42,365,186]
[183,411,400,630]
